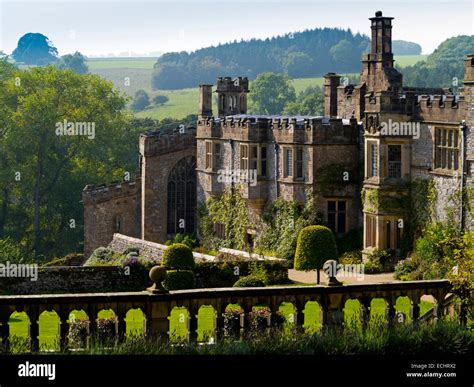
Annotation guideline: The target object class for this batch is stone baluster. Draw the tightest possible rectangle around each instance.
[359,298,371,331]
[187,307,199,343]
[241,302,254,339]
[320,294,344,332]
[58,311,70,352]
[0,312,10,354]
[117,313,127,343]
[28,308,40,353]
[147,301,171,343]
[410,295,421,323]
[294,300,305,333]
[87,306,98,343]
[214,305,225,343]
[385,299,396,327]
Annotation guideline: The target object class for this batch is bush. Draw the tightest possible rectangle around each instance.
[161,243,195,270]
[163,270,196,290]
[364,249,392,274]
[165,233,199,249]
[294,225,338,283]
[68,319,89,349]
[153,94,169,105]
[394,255,420,280]
[84,247,119,266]
[96,317,117,343]
[123,247,139,255]
[223,309,242,339]
[339,250,362,265]
[233,275,265,287]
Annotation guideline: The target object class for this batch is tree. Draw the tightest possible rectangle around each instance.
[283,86,324,115]
[56,52,88,74]
[393,40,422,55]
[0,65,134,257]
[11,33,58,65]
[283,52,314,78]
[131,89,150,111]
[249,72,296,115]
[294,225,338,284]
[153,95,169,106]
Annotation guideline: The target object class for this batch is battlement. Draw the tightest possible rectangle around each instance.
[82,179,141,204]
[139,127,196,157]
[216,76,249,92]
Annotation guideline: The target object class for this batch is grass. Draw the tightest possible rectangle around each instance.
[4,296,434,352]
[394,54,428,67]
[86,57,360,120]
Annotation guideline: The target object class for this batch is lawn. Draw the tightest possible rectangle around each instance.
[4,296,433,352]
[394,54,428,67]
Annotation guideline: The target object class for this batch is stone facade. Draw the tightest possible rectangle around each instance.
[83,11,473,261]
[324,11,474,258]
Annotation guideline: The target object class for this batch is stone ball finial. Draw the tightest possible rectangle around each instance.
[323,259,342,287]
[375,10,382,17]
[146,266,168,293]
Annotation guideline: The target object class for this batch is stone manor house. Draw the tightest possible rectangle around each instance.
[83,11,473,259]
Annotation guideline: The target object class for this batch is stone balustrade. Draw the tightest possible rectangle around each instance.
[0,279,452,352]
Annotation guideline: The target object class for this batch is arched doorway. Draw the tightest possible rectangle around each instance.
[167,156,196,236]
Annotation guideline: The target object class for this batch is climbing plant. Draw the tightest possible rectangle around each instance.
[255,188,323,263]
[198,186,249,251]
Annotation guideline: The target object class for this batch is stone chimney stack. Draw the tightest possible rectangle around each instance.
[199,84,213,117]
[324,73,341,117]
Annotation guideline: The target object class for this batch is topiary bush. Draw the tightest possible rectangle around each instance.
[294,225,338,283]
[163,270,196,290]
[233,275,265,287]
[161,243,195,270]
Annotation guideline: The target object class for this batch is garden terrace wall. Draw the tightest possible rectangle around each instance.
[0,279,453,352]
[0,266,150,295]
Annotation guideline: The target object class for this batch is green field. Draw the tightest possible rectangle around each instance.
[394,54,428,67]
[4,297,433,352]
[86,55,426,120]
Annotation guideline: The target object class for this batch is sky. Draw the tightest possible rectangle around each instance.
[0,0,472,57]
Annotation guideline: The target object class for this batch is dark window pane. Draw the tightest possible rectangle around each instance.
[337,213,346,233]
[328,201,336,212]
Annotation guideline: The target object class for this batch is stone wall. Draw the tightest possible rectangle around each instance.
[107,233,215,262]
[0,266,150,295]
[83,180,141,258]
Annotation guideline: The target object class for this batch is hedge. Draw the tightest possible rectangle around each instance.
[233,275,265,287]
[194,260,289,288]
[163,270,196,290]
[161,243,195,270]
[294,225,338,272]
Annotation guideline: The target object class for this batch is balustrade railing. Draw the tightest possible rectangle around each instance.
[0,279,454,353]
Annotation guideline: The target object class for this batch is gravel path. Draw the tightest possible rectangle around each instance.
[288,269,398,285]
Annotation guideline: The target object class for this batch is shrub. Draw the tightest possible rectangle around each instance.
[96,317,117,343]
[68,319,89,349]
[233,275,265,287]
[364,249,392,274]
[123,247,139,255]
[223,309,242,339]
[394,255,420,280]
[294,225,338,283]
[165,233,199,249]
[161,243,195,270]
[163,270,195,290]
[339,250,362,265]
[84,247,119,266]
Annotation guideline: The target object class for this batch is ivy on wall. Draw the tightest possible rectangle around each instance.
[198,186,249,251]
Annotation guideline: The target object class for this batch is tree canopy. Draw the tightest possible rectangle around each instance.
[12,33,58,65]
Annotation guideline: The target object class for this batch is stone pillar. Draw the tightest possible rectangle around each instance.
[0,318,10,353]
[58,314,69,352]
[88,307,98,341]
[214,307,225,343]
[294,308,305,333]
[187,308,198,343]
[359,298,371,330]
[117,314,127,343]
[410,296,421,323]
[28,311,40,353]
[148,301,171,343]
[241,303,254,339]
[320,294,344,332]
[385,300,396,327]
